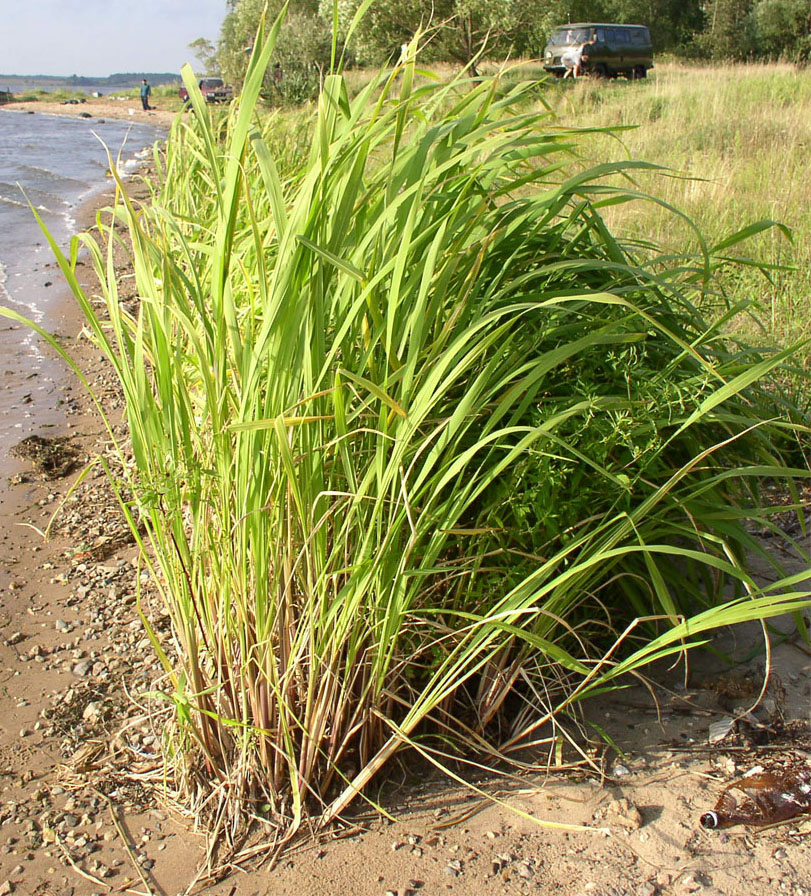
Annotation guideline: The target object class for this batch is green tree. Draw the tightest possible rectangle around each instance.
[323,0,447,65]
[218,0,282,88]
[450,0,553,63]
[601,0,704,49]
[753,0,811,58]
[324,0,556,66]
[698,0,758,58]
[188,37,220,74]
[218,0,332,102]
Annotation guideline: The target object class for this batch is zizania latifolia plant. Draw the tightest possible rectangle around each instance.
[13,22,811,848]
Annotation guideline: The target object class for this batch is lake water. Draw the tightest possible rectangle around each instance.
[0,110,163,463]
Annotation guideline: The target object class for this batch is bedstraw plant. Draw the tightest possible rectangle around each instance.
[13,20,811,849]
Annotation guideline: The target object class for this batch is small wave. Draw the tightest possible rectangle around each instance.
[0,274,43,328]
[0,180,71,209]
[16,165,92,191]
[0,194,65,217]
[0,195,29,210]
[117,158,143,178]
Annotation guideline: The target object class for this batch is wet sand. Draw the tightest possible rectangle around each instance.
[0,167,204,893]
[1,95,177,129]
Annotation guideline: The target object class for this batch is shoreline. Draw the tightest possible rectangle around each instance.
[0,104,169,468]
[0,161,203,893]
[0,95,177,129]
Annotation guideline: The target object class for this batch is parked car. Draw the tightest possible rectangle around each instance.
[178,77,234,104]
[543,24,653,79]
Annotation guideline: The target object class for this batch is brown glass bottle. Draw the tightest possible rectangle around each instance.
[700,767,811,829]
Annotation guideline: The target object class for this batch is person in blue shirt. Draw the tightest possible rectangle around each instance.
[140,79,151,111]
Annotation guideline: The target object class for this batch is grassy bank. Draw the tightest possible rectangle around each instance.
[11,43,811,849]
[532,61,811,350]
[13,87,91,103]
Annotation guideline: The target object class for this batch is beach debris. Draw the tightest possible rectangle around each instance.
[72,659,93,677]
[606,796,644,830]
[444,859,462,876]
[700,765,811,829]
[384,884,423,896]
[9,434,80,479]
[517,860,534,879]
[708,717,736,744]
[82,701,104,722]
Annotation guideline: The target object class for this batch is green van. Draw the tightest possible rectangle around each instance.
[543,24,653,79]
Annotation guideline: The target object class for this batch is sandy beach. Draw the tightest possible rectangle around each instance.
[1,100,811,896]
[0,157,204,894]
[2,95,177,130]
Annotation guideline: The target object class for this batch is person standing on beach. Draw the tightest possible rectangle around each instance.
[140,79,151,110]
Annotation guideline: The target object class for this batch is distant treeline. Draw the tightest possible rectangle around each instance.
[0,72,179,88]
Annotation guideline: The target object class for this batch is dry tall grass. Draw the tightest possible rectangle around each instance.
[536,61,811,350]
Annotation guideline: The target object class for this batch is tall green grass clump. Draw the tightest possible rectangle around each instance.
[23,29,811,845]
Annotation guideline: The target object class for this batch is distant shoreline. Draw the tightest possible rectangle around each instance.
[0,72,180,91]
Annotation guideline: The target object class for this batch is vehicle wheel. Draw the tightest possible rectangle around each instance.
[593,64,608,79]
[633,65,647,80]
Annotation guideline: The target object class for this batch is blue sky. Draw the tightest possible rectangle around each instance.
[1,0,227,76]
